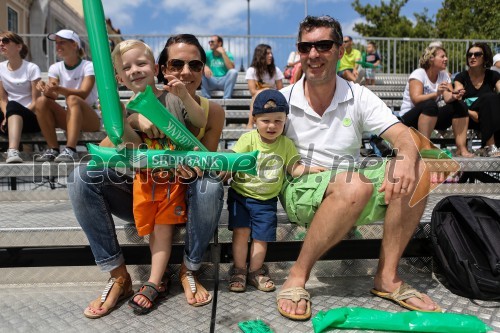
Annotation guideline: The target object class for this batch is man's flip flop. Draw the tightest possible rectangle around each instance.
[276,287,312,321]
[370,282,442,312]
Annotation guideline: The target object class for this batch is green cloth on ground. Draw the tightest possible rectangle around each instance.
[238,319,274,333]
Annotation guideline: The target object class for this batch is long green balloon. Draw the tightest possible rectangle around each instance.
[127,85,208,152]
[87,144,258,175]
[312,307,492,333]
[83,0,123,146]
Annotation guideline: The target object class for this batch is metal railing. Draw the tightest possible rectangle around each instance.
[6,34,500,74]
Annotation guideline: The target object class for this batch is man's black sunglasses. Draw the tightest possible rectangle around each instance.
[0,37,11,44]
[297,40,339,54]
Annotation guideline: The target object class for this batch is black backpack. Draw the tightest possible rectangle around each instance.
[431,195,500,301]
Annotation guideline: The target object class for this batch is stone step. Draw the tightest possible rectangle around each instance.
[1,190,499,248]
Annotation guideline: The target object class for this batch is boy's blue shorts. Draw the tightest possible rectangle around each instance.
[227,187,278,242]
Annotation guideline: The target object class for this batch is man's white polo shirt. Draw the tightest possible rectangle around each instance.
[280,76,399,169]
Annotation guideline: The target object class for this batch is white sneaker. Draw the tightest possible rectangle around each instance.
[54,147,78,162]
[6,148,23,163]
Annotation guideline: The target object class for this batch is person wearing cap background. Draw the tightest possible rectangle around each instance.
[491,53,500,74]
[34,29,100,162]
[225,89,325,294]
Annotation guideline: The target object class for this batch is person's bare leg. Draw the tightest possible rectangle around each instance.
[7,115,23,150]
[417,114,438,139]
[452,117,474,157]
[374,160,439,311]
[278,172,373,317]
[85,264,131,316]
[342,70,357,82]
[35,96,66,149]
[230,227,250,289]
[65,96,100,148]
[249,240,273,289]
[133,224,174,309]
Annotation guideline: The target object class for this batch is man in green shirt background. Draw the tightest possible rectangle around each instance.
[201,35,238,99]
[337,35,362,82]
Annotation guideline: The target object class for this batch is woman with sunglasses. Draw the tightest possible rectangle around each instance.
[157,34,225,306]
[400,46,473,157]
[453,43,500,157]
[245,44,284,128]
[34,29,100,162]
[0,31,41,163]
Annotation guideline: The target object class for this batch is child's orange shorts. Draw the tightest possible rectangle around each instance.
[133,172,187,236]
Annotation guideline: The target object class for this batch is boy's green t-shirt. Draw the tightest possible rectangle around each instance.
[231,130,299,201]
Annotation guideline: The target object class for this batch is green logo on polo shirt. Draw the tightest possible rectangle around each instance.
[342,118,352,127]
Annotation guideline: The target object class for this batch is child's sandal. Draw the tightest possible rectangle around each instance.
[228,266,247,292]
[247,264,275,292]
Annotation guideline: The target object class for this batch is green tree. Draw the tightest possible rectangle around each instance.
[436,0,500,39]
[351,0,436,38]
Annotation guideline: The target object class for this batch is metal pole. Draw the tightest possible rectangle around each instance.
[247,0,251,68]
[305,0,308,17]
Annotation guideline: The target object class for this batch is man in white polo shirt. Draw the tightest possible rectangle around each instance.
[276,15,441,321]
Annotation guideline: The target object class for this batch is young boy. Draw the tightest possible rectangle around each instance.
[364,41,381,85]
[227,89,325,292]
[110,40,206,314]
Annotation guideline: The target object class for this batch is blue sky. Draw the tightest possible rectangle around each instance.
[102,0,441,37]
[101,0,441,68]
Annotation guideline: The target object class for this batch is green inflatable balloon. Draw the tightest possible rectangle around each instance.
[83,0,123,146]
[127,85,208,152]
[312,307,492,333]
[420,148,452,159]
[87,144,258,175]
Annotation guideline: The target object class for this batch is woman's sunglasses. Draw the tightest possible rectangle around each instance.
[297,40,339,54]
[0,37,11,44]
[166,59,204,72]
[467,52,484,58]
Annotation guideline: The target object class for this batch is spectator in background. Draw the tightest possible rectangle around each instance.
[245,44,284,128]
[454,43,500,157]
[35,29,100,162]
[337,35,361,82]
[0,31,41,163]
[201,35,238,99]
[491,53,500,74]
[284,50,301,83]
[399,46,474,157]
[364,41,381,85]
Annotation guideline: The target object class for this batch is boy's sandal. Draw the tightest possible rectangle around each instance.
[128,282,167,315]
[180,268,213,307]
[276,287,312,321]
[83,274,134,319]
[228,266,248,292]
[247,264,275,292]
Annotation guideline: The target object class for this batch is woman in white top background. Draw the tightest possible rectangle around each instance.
[35,29,100,162]
[0,31,41,163]
[245,44,284,128]
[399,46,473,157]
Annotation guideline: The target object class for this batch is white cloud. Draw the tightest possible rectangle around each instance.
[341,17,365,39]
[102,0,147,28]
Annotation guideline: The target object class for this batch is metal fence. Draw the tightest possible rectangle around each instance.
[8,34,500,74]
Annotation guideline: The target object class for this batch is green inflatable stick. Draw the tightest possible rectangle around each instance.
[312,307,492,333]
[83,0,123,147]
[420,148,453,159]
[87,144,258,175]
[127,85,208,152]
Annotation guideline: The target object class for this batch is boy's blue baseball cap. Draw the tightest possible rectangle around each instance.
[252,89,289,116]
